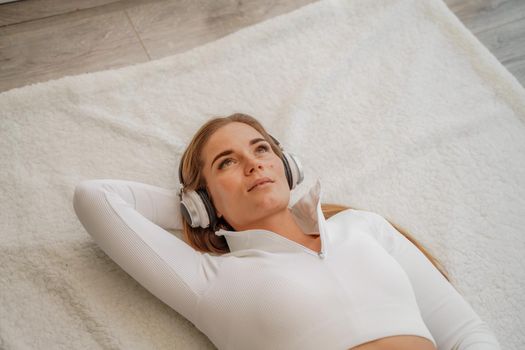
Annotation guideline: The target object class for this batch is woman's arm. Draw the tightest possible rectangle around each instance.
[363,211,501,350]
[72,179,217,325]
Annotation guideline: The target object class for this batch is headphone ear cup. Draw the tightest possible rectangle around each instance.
[268,134,304,190]
[180,189,216,229]
[179,200,193,227]
[282,152,304,190]
[280,153,293,189]
[196,188,218,230]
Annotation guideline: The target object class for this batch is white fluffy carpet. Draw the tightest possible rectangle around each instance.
[1,0,524,348]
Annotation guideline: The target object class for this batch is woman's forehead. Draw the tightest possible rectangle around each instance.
[217,122,260,138]
[207,123,263,149]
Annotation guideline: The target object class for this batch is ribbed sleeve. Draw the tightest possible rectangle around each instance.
[366,211,502,350]
[72,179,216,326]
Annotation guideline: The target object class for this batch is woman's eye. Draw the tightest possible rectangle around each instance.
[256,144,270,153]
[218,158,234,169]
[218,144,270,169]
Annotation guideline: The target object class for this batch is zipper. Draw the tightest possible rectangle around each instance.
[276,231,326,259]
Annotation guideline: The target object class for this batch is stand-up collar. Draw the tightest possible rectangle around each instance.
[214,178,328,256]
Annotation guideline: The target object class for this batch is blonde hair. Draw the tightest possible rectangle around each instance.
[179,113,451,282]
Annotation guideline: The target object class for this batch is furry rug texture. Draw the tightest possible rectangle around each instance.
[1,0,524,348]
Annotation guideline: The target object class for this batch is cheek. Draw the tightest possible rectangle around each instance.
[273,158,286,179]
[215,177,236,197]
[205,177,224,204]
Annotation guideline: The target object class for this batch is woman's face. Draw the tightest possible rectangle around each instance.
[201,122,290,230]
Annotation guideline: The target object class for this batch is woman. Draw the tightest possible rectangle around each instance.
[73,113,501,350]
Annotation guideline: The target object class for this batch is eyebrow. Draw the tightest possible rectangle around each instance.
[210,137,267,169]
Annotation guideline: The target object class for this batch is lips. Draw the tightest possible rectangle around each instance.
[248,177,274,192]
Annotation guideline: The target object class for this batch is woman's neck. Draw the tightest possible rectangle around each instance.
[236,208,307,241]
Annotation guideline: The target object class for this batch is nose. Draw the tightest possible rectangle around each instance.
[244,154,264,175]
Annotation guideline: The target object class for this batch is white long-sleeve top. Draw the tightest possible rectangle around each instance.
[72,178,501,350]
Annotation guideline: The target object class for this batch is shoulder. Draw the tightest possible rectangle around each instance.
[325,207,382,236]
[326,207,385,226]
[326,208,398,252]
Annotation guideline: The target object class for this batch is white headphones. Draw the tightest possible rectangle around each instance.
[178,134,304,230]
